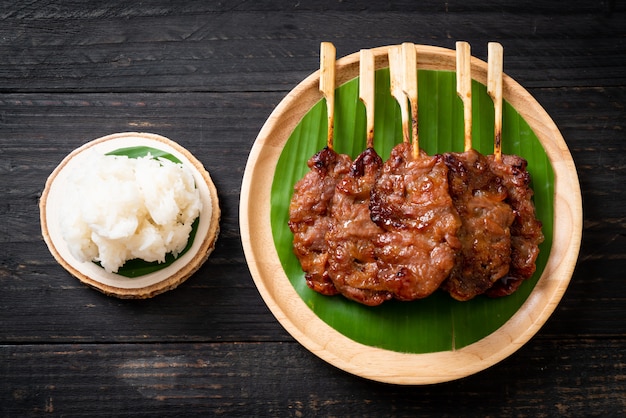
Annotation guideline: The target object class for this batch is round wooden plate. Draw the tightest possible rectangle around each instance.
[240,45,582,384]
[40,132,220,299]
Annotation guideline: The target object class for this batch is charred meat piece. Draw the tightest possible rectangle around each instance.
[441,149,515,301]
[486,154,544,297]
[370,142,462,300]
[288,147,352,295]
[327,148,392,306]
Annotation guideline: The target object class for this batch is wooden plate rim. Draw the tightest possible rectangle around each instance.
[240,45,582,384]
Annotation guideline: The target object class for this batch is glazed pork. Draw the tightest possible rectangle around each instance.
[485,153,544,297]
[288,147,351,295]
[370,142,462,301]
[441,149,515,301]
[326,148,392,306]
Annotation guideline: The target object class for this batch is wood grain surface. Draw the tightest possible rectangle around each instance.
[1,0,625,415]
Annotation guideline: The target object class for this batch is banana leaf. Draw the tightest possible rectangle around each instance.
[98,146,198,278]
[106,145,182,164]
[270,68,554,354]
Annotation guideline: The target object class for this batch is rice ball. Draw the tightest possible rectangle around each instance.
[60,152,203,273]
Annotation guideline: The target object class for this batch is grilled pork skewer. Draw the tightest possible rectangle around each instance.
[484,42,545,297]
[291,42,544,305]
[369,46,462,301]
[441,41,515,301]
[326,49,391,306]
[288,42,352,295]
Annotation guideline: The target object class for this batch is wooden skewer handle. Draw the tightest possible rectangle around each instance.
[388,46,410,144]
[320,42,336,149]
[360,49,376,149]
[402,42,419,157]
[488,42,504,161]
[456,41,472,152]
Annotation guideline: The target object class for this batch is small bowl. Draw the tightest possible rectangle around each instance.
[40,132,220,299]
[240,45,582,384]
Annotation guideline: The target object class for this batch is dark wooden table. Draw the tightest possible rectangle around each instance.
[1,1,625,416]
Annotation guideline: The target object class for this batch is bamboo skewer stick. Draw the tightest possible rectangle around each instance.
[388,46,411,145]
[488,42,504,162]
[456,41,473,153]
[360,49,376,149]
[402,42,419,159]
[320,42,336,150]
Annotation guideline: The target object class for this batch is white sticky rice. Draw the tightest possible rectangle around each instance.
[60,152,203,273]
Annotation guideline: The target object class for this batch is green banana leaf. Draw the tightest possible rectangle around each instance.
[106,145,182,164]
[99,146,198,278]
[270,68,554,354]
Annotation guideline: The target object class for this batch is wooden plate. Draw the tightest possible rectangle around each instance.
[40,132,220,299]
[240,45,582,384]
